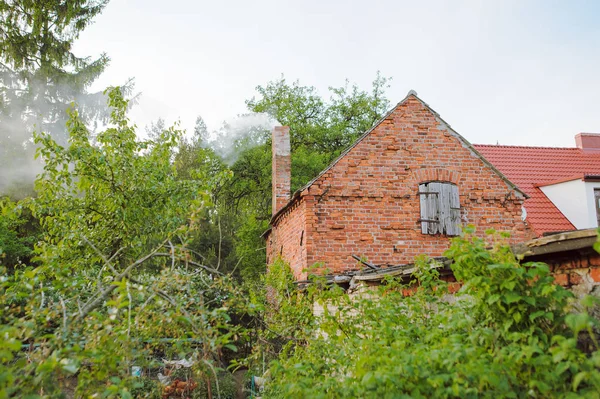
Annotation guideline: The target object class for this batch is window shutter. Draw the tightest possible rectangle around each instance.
[449,184,461,235]
[419,183,428,234]
[438,182,451,234]
[419,182,460,235]
[419,183,440,234]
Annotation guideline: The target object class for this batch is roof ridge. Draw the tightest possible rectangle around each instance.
[474,144,580,150]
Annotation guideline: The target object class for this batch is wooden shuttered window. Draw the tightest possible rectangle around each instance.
[419,182,461,236]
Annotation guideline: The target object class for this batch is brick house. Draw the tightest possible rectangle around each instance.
[264,92,534,280]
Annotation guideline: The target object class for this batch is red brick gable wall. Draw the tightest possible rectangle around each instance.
[268,95,534,278]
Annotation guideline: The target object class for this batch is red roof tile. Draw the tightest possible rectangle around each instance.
[473,145,600,236]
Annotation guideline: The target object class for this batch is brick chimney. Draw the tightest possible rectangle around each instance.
[272,126,291,216]
[575,133,600,152]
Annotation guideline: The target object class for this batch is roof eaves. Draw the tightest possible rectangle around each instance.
[473,144,577,151]
[268,187,303,227]
[512,228,597,257]
[584,174,600,182]
[535,174,584,187]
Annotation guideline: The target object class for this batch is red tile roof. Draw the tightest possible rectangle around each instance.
[473,145,600,236]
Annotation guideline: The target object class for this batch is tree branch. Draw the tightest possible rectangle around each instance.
[75,243,169,323]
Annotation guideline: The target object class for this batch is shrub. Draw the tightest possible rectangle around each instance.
[263,229,600,398]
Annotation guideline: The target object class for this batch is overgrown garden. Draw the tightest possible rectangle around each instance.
[263,231,600,398]
[1,1,600,397]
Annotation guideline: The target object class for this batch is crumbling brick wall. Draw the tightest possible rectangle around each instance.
[300,96,532,275]
[268,95,534,278]
[529,249,600,294]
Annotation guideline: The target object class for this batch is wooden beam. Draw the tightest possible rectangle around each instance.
[513,236,597,258]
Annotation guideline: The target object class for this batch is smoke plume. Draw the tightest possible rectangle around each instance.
[209,113,276,164]
[0,77,135,198]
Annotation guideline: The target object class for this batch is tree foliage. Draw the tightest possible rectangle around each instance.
[178,74,392,282]
[0,89,250,398]
[0,197,40,270]
[247,73,390,190]
[0,0,112,197]
[33,87,199,267]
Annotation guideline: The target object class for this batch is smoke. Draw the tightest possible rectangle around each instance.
[209,113,276,164]
[0,73,275,198]
[0,143,42,199]
[0,76,135,198]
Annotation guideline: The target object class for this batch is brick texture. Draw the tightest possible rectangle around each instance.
[267,94,534,278]
[266,200,307,280]
[272,126,291,216]
[531,249,600,290]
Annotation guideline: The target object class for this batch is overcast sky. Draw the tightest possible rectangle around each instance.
[74,0,600,147]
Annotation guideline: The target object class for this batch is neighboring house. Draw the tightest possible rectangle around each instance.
[265,92,534,280]
[475,138,600,236]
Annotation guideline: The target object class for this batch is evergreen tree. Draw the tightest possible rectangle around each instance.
[0,0,111,197]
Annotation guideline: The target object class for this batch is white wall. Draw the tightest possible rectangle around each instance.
[584,182,600,228]
[540,179,591,229]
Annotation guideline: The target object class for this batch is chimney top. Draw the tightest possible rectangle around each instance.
[575,133,600,152]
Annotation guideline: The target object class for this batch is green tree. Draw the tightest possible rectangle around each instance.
[173,116,237,274]
[230,73,390,280]
[0,197,40,271]
[32,87,202,270]
[0,0,112,197]
[0,88,250,398]
[247,72,391,185]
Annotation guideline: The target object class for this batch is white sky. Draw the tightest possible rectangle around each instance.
[74,0,600,147]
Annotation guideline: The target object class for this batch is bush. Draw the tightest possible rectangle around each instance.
[263,229,600,398]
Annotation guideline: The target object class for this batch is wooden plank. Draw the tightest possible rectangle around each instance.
[438,182,450,234]
[449,184,460,236]
[355,262,447,281]
[419,183,428,234]
[524,228,597,248]
[351,254,378,270]
[428,182,440,234]
[513,236,597,257]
